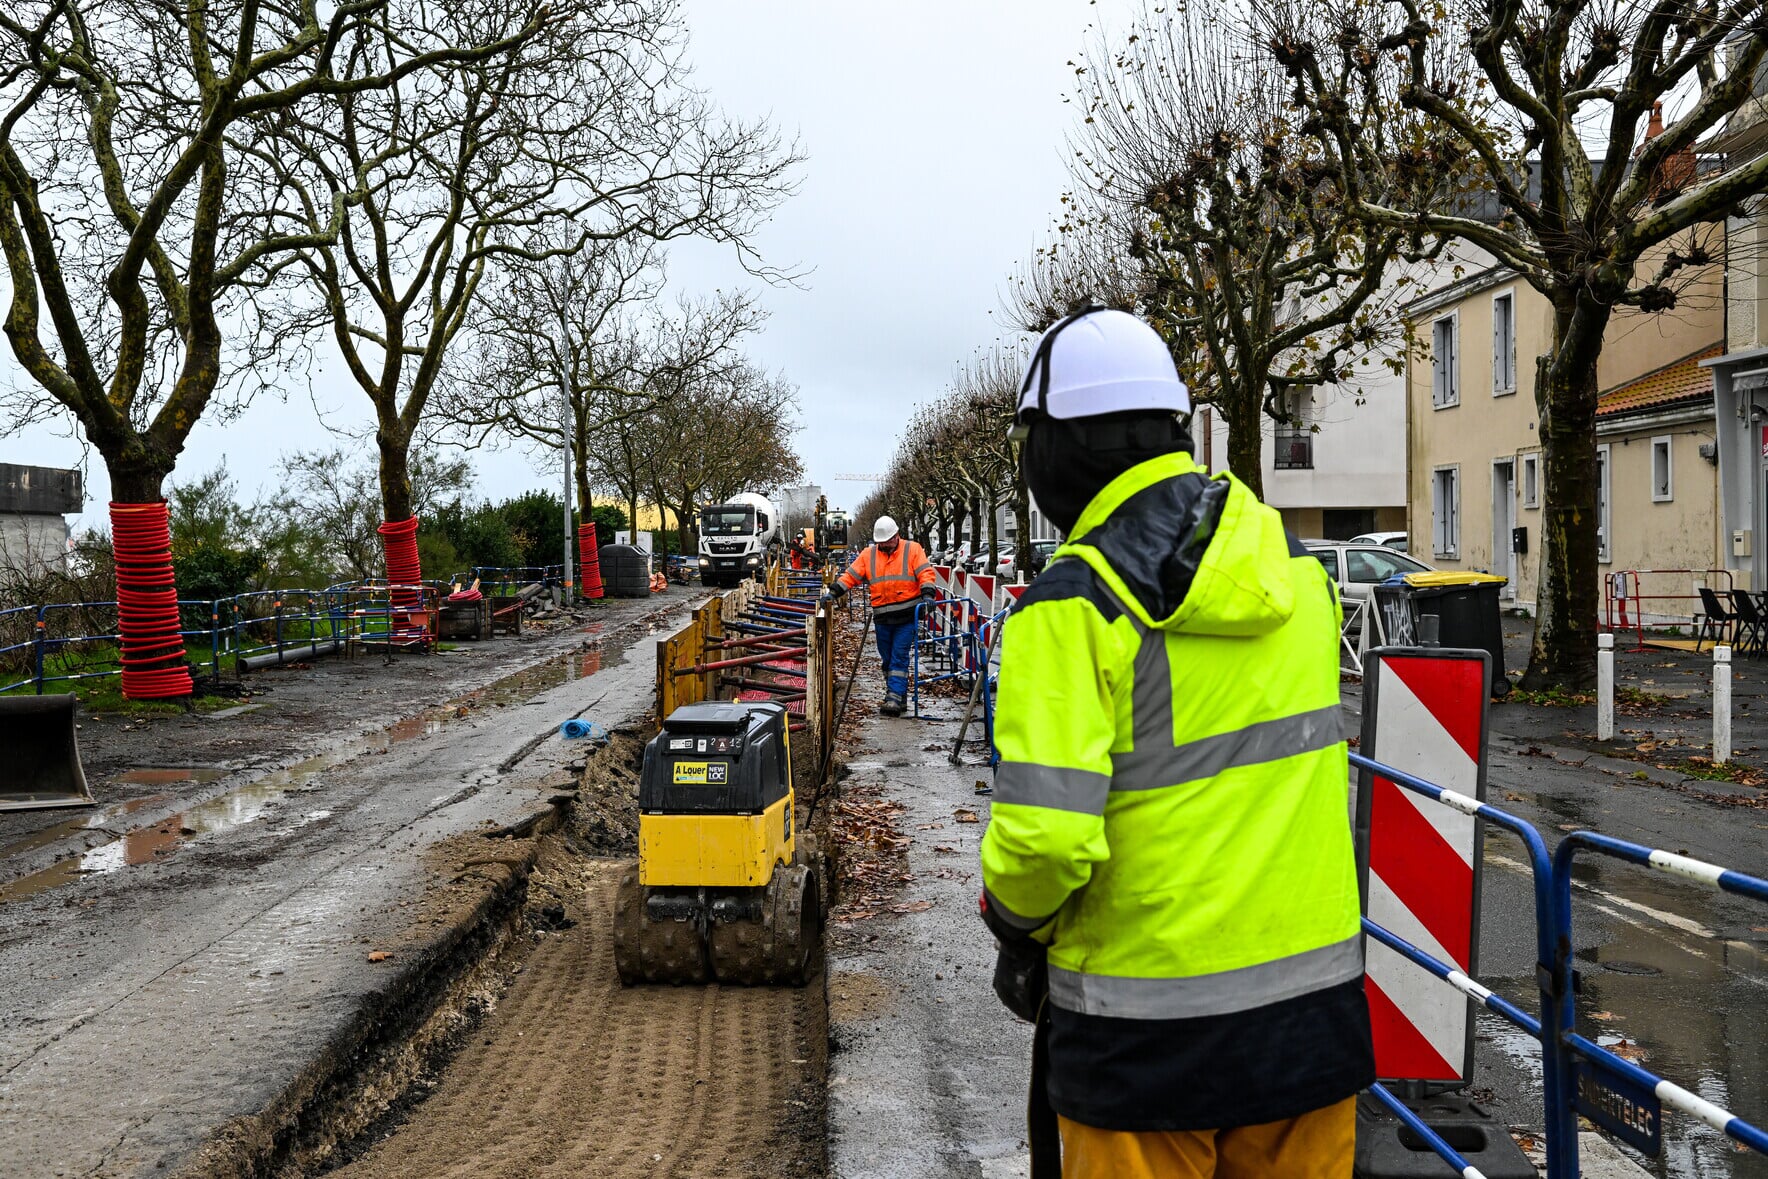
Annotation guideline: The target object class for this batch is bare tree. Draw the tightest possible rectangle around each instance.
[275,0,800,571]
[1267,0,1766,687]
[0,0,541,502]
[1042,0,1448,496]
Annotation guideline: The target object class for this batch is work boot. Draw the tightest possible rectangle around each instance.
[881,691,905,716]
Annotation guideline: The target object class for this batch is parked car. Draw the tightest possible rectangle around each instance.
[1348,531,1410,553]
[974,545,1017,579]
[1023,539,1061,578]
[1304,540,1433,614]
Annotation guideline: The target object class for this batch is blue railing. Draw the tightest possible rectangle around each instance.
[0,579,452,696]
[1349,750,1768,1178]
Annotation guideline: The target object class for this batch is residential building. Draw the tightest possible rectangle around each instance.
[0,463,81,575]
[1700,42,1768,589]
[1197,358,1408,541]
[1405,261,1724,611]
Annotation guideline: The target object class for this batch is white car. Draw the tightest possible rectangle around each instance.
[1348,531,1410,553]
[1304,541,1433,610]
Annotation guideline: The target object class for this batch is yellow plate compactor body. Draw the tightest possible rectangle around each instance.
[613,700,823,986]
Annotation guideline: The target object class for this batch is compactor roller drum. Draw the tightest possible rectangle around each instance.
[613,700,824,987]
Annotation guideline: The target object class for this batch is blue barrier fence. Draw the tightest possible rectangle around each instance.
[0,580,452,696]
[1350,749,1768,1178]
[909,596,1005,755]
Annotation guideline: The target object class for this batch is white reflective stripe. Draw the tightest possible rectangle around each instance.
[1462,1166,1488,1179]
[1445,970,1492,1002]
[1656,1077,1737,1133]
[1647,849,1727,887]
[1048,934,1364,1019]
[1433,788,1483,817]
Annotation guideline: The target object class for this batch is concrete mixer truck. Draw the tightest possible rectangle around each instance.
[697,491,783,588]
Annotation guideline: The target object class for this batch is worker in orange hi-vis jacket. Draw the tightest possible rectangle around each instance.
[823,515,935,715]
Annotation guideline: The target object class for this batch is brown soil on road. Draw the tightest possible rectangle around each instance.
[324,854,827,1179]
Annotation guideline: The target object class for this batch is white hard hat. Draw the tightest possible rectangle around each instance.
[874,516,899,543]
[1012,308,1190,438]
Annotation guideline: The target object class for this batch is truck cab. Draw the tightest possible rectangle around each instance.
[698,493,780,587]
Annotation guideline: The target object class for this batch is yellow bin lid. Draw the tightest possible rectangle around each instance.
[1403,571,1509,588]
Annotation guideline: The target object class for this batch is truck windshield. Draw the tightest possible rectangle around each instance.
[702,507,755,536]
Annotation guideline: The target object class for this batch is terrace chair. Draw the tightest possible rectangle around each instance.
[1696,586,1737,654]
[1732,590,1766,657]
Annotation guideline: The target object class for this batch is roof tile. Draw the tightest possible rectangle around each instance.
[1597,345,1720,417]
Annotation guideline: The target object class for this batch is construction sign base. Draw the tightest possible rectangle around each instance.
[1354,1090,1536,1179]
[1357,647,1491,1090]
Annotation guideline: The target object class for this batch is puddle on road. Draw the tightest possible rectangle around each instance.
[1,642,612,905]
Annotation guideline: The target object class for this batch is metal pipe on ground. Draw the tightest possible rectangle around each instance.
[672,648,808,676]
[239,637,345,672]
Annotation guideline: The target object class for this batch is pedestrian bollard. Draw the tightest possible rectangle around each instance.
[1715,645,1732,766]
[1596,632,1615,741]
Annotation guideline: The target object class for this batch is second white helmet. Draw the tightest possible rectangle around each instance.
[873,515,900,543]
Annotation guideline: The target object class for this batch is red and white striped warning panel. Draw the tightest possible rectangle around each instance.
[967,573,996,613]
[1358,648,1490,1084]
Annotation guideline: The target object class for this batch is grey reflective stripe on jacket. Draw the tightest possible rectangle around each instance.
[1048,935,1364,1019]
[1102,586,1343,791]
[993,762,1111,814]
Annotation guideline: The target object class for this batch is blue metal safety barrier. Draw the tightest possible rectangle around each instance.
[0,579,454,697]
[1349,749,1768,1178]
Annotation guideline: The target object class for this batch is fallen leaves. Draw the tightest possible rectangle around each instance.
[953,808,979,824]
[367,951,393,963]
[890,899,934,914]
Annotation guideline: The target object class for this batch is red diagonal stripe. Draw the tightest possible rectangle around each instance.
[1370,776,1473,965]
[1383,654,1485,763]
[1366,975,1462,1082]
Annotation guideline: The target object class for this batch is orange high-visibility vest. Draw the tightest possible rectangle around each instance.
[839,540,935,608]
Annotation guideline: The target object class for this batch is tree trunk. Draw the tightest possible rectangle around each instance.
[108,454,173,505]
[377,425,415,523]
[1522,296,1612,692]
[1222,388,1265,500]
[573,422,593,526]
[985,494,999,567]
[1013,467,1033,558]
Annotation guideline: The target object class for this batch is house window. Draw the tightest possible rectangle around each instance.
[1597,444,1612,563]
[1432,466,1460,558]
[1521,453,1540,509]
[1651,436,1673,502]
[1492,292,1516,394]
[1432,316,1460,408]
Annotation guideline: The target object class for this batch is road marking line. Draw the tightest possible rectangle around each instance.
[1487,853,1717,939]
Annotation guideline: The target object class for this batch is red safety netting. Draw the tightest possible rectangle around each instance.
[578,522,604,600]
[110,501,193,699]
[378,515,422,607]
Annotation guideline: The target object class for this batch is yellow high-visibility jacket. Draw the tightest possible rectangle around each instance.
[980,452,1374,1132]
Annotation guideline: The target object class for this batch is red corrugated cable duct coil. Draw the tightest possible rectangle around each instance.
[578,522,604,599]
[377,515,423,623]
[110,501,194,699]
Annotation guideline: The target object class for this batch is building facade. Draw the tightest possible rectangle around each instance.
[0,463,81,576]
[1406,262,1724,612]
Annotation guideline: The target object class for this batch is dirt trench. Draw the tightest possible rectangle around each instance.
[310,737,829,1179]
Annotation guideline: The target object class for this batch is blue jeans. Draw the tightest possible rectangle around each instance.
[874,615,917,700]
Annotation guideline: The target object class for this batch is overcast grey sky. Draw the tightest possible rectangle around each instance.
[0,1,1110,528]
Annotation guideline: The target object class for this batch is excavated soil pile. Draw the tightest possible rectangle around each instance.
[571,729,647,854]
[323,852,826,1179]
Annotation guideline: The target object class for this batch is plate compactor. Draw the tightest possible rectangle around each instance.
[613,700,824,986]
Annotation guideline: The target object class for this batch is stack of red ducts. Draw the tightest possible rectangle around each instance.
[111,501,193,699]
[577,521,604,600]
[378,515,423,618]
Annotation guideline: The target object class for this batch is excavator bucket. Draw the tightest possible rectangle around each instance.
[0,695,94,811]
